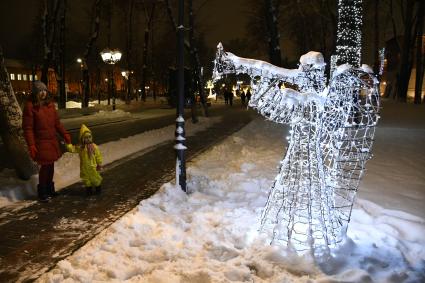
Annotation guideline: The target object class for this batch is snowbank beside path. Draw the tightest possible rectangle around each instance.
[38,117,425,283]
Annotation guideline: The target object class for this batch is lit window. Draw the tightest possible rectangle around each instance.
[29,74,33,81]
[34,75,38,80]
[10,73,15,80]
[23,74,27,81]
[17,74,22,80]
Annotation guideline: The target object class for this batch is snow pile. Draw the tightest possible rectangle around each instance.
[0,171,38,205]
[64,100,128,109]
[299,51,325,67]
[332,63,352,78]
[91,109,132,119]
[38,117,425,283]
[65,101,83,109]
[229,52,301,78]
[280,88,326,108]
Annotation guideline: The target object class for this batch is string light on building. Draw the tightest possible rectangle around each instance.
[379,48,386,75]
[336,0,363,67]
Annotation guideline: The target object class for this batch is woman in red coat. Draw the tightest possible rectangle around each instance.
[22,81,71,202]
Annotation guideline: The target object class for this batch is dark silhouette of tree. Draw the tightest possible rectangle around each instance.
[0,47,37,180]
[40,0,62,85]
[81,0,102,108]
[264,0,281,66]
[140,0,156,102]
[395,0,415,102]
[414,0,424,104]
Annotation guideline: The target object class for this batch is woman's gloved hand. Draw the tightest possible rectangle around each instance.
[28,145,38,159]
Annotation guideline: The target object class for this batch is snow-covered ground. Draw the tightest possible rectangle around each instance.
[37,100,425,283]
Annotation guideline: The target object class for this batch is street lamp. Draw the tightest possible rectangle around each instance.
[100,48,122,110]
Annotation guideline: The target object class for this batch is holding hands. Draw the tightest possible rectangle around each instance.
[28,145,38,159]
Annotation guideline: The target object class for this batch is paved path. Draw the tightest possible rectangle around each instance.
[0,107,255,282]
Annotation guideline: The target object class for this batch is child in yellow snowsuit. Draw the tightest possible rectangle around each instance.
[66,124,103,195]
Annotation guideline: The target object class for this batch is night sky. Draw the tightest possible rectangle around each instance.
[0,0,248,60]
[0,0,390,65]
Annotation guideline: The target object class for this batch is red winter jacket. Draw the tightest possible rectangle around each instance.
[22,101,69,165]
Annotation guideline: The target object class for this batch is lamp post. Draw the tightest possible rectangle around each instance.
[121,70,132,104]
[175,0,187,192]
[76,58,88,107]
[76,58,83,96]
[100,48,122,110]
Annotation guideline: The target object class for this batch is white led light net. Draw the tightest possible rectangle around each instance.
[213,43,380,256]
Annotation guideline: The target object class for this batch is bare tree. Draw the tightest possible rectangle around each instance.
[165,0,209,119]
[140,1,156,102]
[395,0,415,102]
[125,0,135,103]
[56,0,66,109]
[0,47,37,180]
[165,0,197,122]
[373,0,381,74]
[414,0,424,104]
[188,0,209,117]
[82,0,102,108]
[264,0,282,66]
[40,0,62,85]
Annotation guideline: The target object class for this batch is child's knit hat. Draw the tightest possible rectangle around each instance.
[79,124,92,142]
[32,80,48,94]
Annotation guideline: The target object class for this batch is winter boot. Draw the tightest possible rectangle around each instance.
[95,185,102,195]
[37,185,49,203]
[47,182,59,198]
[85,187,93,196]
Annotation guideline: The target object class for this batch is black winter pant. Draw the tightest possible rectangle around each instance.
[39,163,54,187]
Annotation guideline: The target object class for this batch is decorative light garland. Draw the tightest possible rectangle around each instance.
[336,0,363,67]
[213,43,380,257]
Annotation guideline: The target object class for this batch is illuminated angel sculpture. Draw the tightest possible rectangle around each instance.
[213,43,380,256]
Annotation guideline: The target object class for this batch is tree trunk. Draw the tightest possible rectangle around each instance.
[82,0,102,108]
[57,0,66,109]
[141,3,155,102]
[126,0,135,104]
[264,0,282,66]
[414,0,424,104]
[188,0,208,117]
[373,0,380,74]
[0,47,38,180]
[41,0,61,85]
[396,0,415,102]
[141,27,149,102]
[106,0,112,105]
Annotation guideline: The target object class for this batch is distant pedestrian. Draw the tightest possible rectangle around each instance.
[228,90,233,106]
[66,124,103,196]
[224,89,229,105]
[240,90,246,106]
[23,81,71,202]
[246,89,251,106]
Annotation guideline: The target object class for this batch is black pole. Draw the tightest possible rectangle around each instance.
[107,68,112,106]
[112,66,116,110]
[175,0,186,192]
